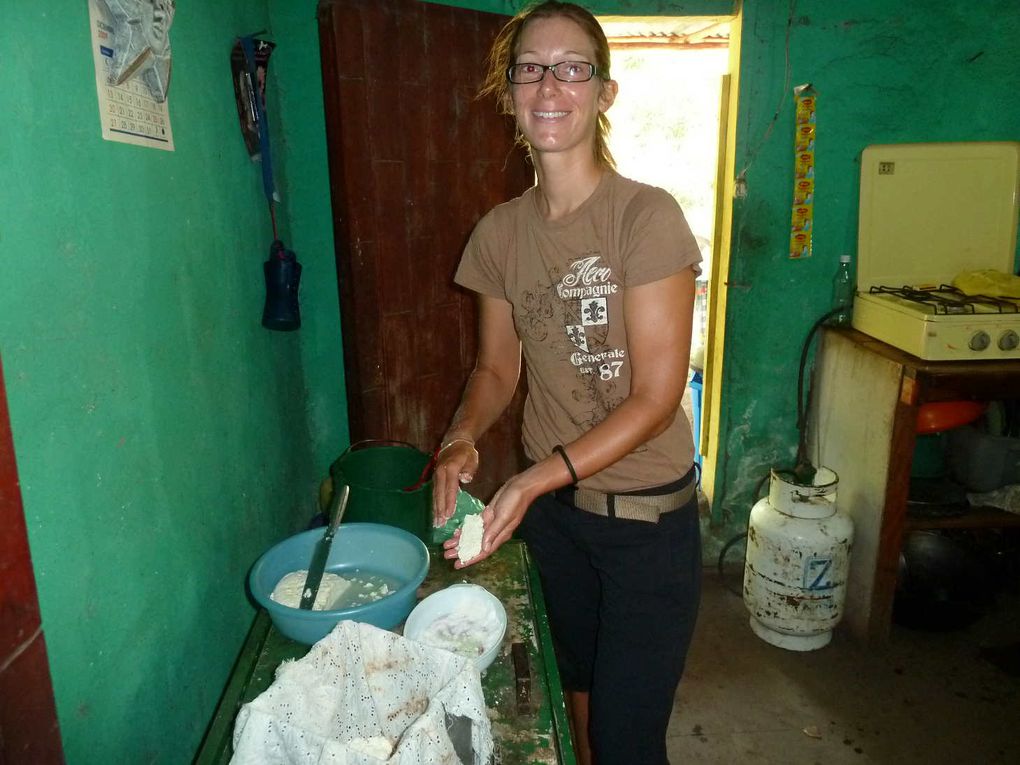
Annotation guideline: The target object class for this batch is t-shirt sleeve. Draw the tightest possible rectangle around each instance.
[620,187,703,286]
[454,208,510,299]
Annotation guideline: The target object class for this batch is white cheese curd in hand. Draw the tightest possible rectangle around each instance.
[457,512,485,563]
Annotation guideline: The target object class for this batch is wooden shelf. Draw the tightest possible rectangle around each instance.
[812,327,1020,644]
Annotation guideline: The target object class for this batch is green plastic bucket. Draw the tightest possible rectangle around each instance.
[328,440,432,541]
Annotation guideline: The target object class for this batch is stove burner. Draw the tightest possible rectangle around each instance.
[869,284,1020,315]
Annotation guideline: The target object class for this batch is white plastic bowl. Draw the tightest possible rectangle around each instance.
[403,583,507,672]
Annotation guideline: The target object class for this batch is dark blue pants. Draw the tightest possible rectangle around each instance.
[517,474,702,765]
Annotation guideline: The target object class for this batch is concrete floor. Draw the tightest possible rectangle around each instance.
[665,568,1020,764]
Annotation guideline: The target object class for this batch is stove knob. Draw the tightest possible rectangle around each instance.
[969,331,990,351]
[999,330,1020,351]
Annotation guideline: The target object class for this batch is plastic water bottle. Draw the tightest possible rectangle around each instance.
[831,254,854,326]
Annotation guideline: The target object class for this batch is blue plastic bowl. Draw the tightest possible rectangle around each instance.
[249,523,430,645]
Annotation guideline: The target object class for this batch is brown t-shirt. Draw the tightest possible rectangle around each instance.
[455,171,702,493]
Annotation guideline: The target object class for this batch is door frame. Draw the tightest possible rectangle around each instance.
[699,0,742,510]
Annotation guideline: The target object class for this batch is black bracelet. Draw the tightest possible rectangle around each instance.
[553,444,578,484]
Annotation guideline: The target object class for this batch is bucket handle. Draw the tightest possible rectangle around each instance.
[336,438,435,493]
[338,438,421,460]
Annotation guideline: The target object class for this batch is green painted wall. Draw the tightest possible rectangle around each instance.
[0,1,345,761]
[710,0,1020,543]
[268,2,348,459]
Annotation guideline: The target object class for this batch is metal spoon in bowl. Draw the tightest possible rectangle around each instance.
[299,483,351,610]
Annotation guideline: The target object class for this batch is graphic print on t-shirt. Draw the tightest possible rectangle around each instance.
[566,324,589,352]
[581,297,607,326]
[556,254,623,378]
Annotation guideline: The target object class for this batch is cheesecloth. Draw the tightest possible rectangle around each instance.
[230,620,492,764]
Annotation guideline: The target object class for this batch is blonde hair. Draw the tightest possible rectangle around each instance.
[479,1,615,169]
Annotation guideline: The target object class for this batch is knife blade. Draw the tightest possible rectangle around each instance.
[299,483,350,610]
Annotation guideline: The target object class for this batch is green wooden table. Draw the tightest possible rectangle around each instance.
[195,539,575,764]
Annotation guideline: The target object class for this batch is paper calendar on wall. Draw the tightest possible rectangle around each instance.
[88,0,175,151]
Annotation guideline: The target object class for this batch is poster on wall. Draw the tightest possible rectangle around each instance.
[88,0,175,151]
[789,84,816,259]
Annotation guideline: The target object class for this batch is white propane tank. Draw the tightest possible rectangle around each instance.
[743,467,854,651]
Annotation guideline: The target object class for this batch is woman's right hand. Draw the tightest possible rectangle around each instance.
[440,468,536,568]
[432,440,479,527]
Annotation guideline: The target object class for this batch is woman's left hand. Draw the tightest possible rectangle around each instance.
[442,474,532,568]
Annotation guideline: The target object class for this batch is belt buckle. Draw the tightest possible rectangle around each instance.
[612,494,662,523]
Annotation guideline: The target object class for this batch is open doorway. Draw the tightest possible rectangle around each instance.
[599,16,731,476]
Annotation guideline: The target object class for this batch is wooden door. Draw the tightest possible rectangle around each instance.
[317,0,532,500]
[0,357,65,762]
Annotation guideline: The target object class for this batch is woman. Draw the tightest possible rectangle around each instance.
[432,3,702,763]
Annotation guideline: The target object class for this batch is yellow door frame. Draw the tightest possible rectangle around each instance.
[699,0,742,507]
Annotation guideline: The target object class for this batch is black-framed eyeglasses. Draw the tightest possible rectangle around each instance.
[506,61,598,84]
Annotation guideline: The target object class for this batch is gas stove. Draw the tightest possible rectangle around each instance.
[851,142,1020,361]
[854,284,1020,360]
[867,285,1019,316]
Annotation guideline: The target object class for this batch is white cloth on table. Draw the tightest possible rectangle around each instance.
[230,620,492,764]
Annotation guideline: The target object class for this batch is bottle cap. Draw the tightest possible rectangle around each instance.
[839,254,851,263]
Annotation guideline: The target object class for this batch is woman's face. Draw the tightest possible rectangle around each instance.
[510,15,616,164]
